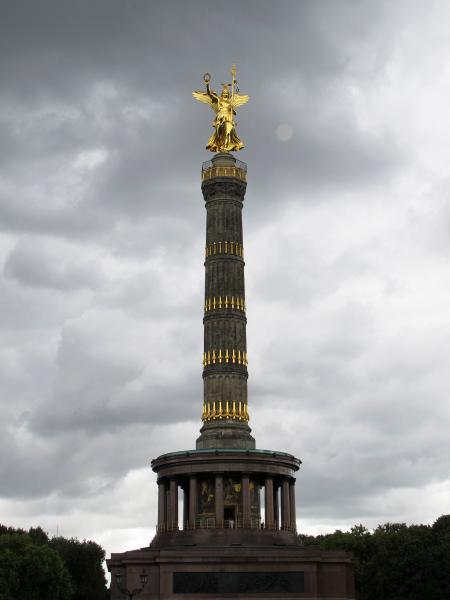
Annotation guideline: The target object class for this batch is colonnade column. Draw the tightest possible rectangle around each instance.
[281,478,290,530]
[169,479,178,531]
[264,476,274,529]
[273,483,280,530]
[289,478,297,532]
[189,475,197,529]
[215,474,224,527]
[242,474,250,527]
[183,486,189,530]
[157,480,167,532]
[255,481,261,526]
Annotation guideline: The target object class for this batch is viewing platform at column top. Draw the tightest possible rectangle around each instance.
[201,154,247,182]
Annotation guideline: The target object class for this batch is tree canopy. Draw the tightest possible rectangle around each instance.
[0,533,72,600]
[49,537,108,600]
[300,515,450,600]
[0,525,108,600]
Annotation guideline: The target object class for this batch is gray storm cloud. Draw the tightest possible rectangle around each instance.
[1,0,449,554]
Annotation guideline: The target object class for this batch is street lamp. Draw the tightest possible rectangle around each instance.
[114,570,148,599]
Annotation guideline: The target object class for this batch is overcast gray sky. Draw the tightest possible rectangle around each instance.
[1,0,449,557]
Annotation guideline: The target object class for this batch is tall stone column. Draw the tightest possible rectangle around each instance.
[281,478,291,530]
[197,153,255,450]
[169,479,178,531]
[188,475,197,528]
[242,474,250,527]
[264,476,274,529]
[215,474,224,527]
[157,480,167,532]
[289,479,297,532]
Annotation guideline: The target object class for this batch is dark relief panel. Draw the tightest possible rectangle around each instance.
[250,480,261,518]
[198,478,215,515]
[173,571,304,594]
[223,477,242,511]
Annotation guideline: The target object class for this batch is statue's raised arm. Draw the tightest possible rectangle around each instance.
[192,73,219,113]
[192,66,249,153]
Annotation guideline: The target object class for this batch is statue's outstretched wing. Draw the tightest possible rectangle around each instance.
[231,93,249,109]
[192,90,218,113]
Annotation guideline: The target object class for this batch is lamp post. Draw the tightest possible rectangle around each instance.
[114,570,148,599]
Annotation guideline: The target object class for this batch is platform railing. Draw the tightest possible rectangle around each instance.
[156,518,296,533]
[201,159,247,182]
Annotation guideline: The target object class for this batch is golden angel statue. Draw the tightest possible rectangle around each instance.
[193,65,249,153]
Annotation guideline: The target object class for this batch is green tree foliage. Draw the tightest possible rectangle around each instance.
[28,527,50,547]
[0,533,73,600]
[0,525,108,600]
[430,515,450,600]
[301,515,450,600]
[49,537,109,600]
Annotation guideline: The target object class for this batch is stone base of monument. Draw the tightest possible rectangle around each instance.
[108,543,354,599]
[108,449,354,599]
